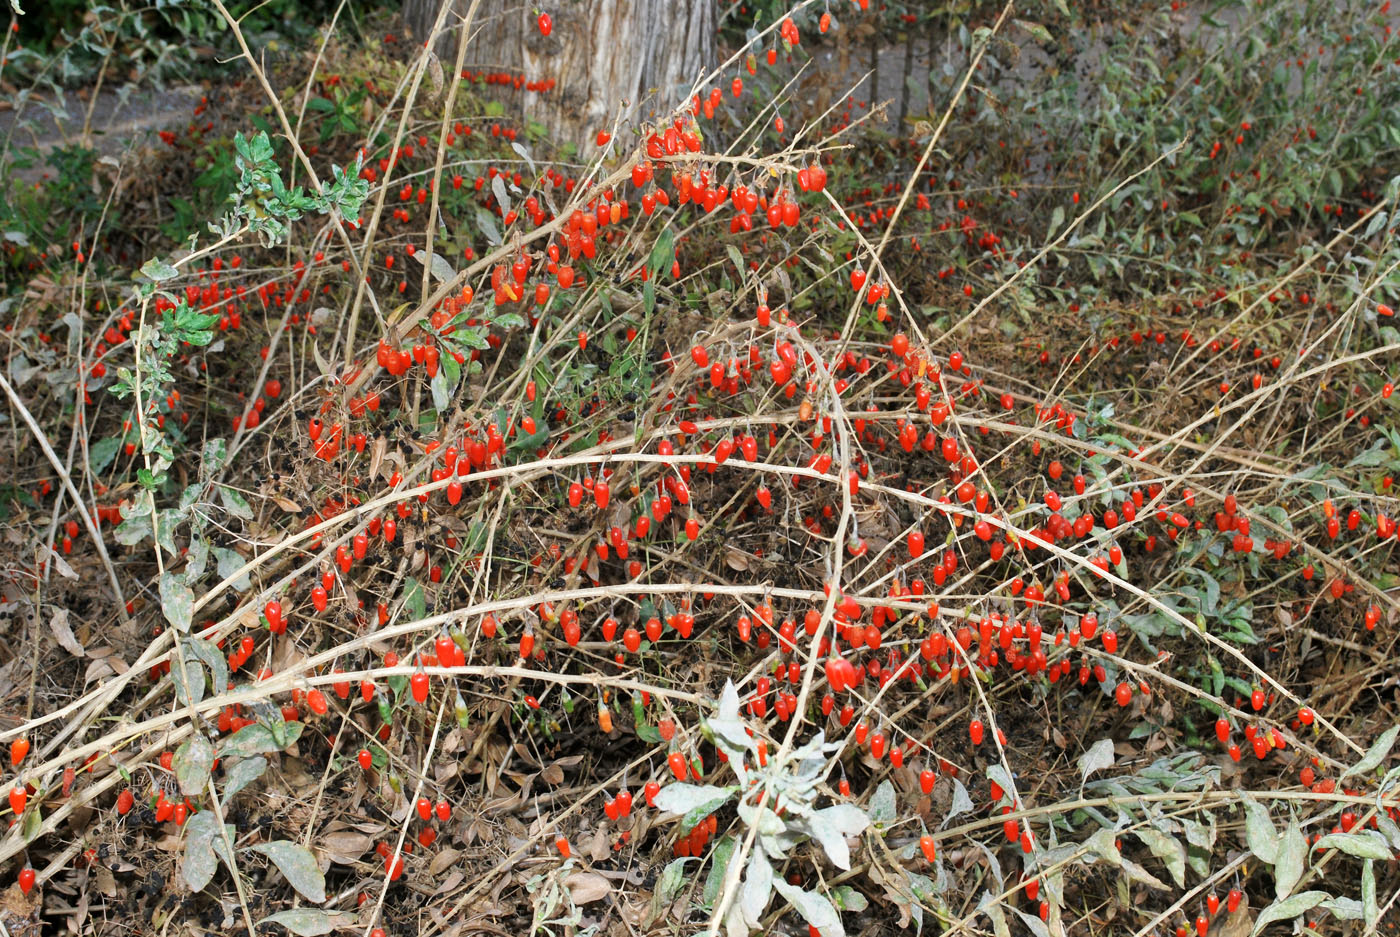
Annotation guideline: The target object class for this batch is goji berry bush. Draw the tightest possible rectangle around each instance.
[1,2,1398,936]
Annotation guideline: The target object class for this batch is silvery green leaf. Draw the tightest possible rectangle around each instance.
[975,841,1004,891]
[942,778,973,829]
[114,509,152,545]
[723,900,747,937]
[1120,856,1172,891]
[475,207,501,245]
[736,799,786,840]
[186,537,209,579]
[771,878,843,937]
[1251,890,1328,935]
[740,849,772,926]
[1376,814,1400,851]
[868,779,897,825]
[1362,858,1377,926]
[717,680,741,721]
[1078,739,1115,783]
[172,651,205,706]
[652,783,736,816]
[247,840,326,903]
[802,804,868,871]
[1135,827,1186,887]
[987,764,1016,801]
[182,811,234,892]
[1241,794,1279,863]
[220,721,303,757]
[789,731,830,781]
[1083,827,1121,864]
[185,638,227,702]
[159,571,194,633]
[831,885,867,912]
[980,890,1012,937]
[1313,831,1392,860]
[1012,907,1052,937]
[653,784,737,835]
[141,258,179,281]
[155,509,182,557]
[257,911,335,936]
[174,735,214,796]
[410,247,456,283]
[707,717,754,756]
[1341,725,1397,782]
[1318,896,1364,921]
[222,756,267,800]
[1274,819,1306,899]
[214,547,251,591]
[510,141,535,175]
[1180,815,1215,851]
[491,173,512,214]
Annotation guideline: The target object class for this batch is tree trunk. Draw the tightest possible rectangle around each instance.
[401,0,714,154]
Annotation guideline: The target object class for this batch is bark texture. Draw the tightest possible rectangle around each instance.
[401,0,714,152]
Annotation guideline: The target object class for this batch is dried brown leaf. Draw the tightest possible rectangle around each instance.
[565,871,610,905]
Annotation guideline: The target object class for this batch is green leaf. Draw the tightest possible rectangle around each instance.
[403,577,427,621]
[831,885,868,912]
[140,258,179,281]
[1340,725,1397,782]
[89,436,121,473]
[258,910,336,936]
[1251,890,1328,935]
[174,735,215,796]
[21,803,41,842]
[223,756,267,800]
[702,834,737,907]
[218,486,253,519]
[646,857,692,925]
[160,571,195,633]
[648,228,675,278]
[726,244,744,275]
[1014,18,1052,44]
[247,840,326,903]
